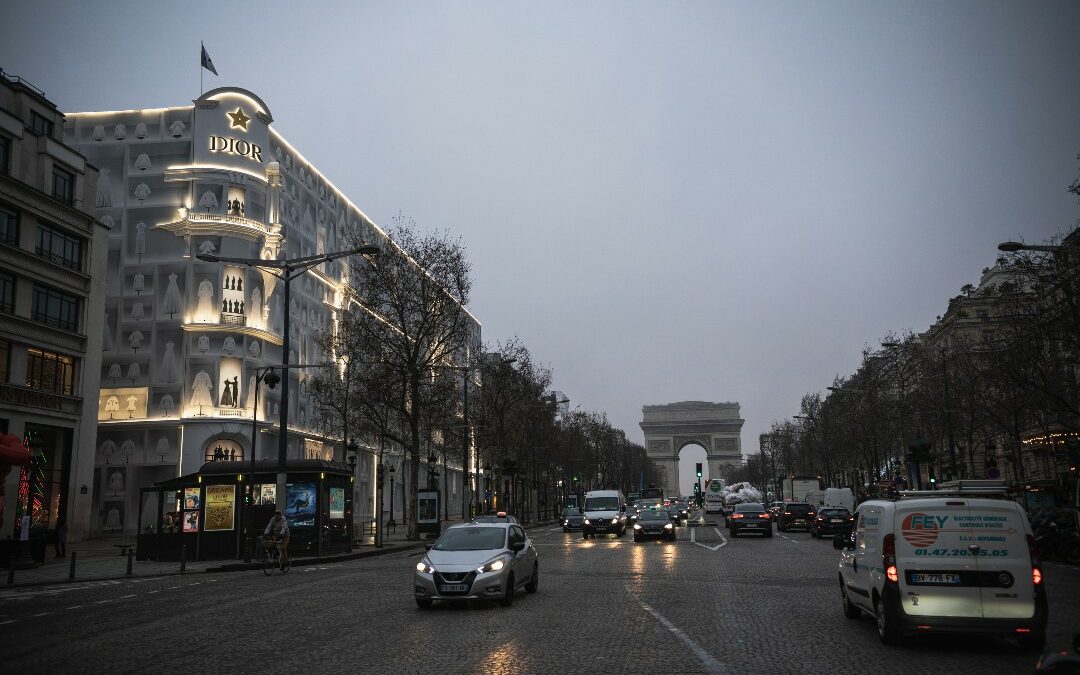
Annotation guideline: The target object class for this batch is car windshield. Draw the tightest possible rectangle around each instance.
[433,527,506,551]
[735,503,764,513]
[820,508,849,516]
[784,504,813,513]
[639,511,669,521]
[585,497,620,510]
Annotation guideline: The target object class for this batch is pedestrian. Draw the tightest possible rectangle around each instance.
[55,519,68,558]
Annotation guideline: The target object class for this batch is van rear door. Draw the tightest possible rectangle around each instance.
[894,500,981,618]
[965,501,1035,619]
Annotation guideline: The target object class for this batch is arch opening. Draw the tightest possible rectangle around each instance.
[677,443,709,497]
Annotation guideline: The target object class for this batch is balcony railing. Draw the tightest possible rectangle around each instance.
[34,246,81,271]
[219,313,246,326]
[0,382,81,414]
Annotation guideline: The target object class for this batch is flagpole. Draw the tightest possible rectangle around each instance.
[200,41,204,95]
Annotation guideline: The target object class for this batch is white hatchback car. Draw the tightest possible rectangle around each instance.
[414,522,538,608]
[835,482,1048,650]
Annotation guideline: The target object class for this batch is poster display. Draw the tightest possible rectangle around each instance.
[255,484,276,507]
[329,487,345,519]
[286,481,317,527]
[183,511,199,533]
[184,487,201,510]
[417,490,439,524]
[204,485,235,531]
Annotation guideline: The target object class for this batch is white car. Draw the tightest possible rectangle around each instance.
[835,481,1047,650]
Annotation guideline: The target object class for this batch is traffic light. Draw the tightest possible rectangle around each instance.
[693,483,700,494]
[695,463,702,478]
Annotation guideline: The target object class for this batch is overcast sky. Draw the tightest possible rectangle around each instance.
[4,2,1079,483]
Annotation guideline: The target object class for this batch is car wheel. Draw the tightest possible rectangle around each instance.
[875,595,900,645]
[525,563,539,593]
[1018,631,1046,652]
[840,582,860,619]
[765,529,773,538]
[415,598,433,609]
[634,535,640,543]
[731,529,738,538]
[499,574,515,607]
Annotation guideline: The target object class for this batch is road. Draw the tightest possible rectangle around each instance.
[1,521,1077,674]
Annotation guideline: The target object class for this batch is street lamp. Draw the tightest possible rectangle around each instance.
[427,450,438,489]
[387,463,397,528]
[198,244,379,515]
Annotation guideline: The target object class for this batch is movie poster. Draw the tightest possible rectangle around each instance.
[204,485,235,531]
[183,487,201,510]
[183,510,199,533]
[417,490,438,524]
[285,481,316,527]
[329,487,345,519]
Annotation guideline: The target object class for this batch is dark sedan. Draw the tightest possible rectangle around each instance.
[809,507,853,538]
[776,502,816,532]
[728,502,773,538]
[562,509,584,532]
[667,504,689,526]
[633,509,676,542]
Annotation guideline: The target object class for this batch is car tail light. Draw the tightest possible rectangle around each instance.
[731,513,744,519]
[808,511,816,518]
[761,513,770,519]
[1027,534,1043,585]
[883,533,898,583]
[848,517,855,522]
[783,511,791,516]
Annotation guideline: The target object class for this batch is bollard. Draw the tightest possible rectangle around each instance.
[180,544,187,572]
[126,550,133,576]
[6,555,13,585]
[69,551,77,580]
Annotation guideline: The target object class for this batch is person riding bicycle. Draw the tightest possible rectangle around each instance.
[263,511,290,565]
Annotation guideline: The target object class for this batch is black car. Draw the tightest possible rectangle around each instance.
[777,502,816,532]
[809,507,853,538]
[667,503,688,525]
[728,502,773,538]
[633,509,676,542]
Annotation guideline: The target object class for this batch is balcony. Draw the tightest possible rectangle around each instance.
[155,206,284,250]
[0,382,82,415]
[219,313,246,326]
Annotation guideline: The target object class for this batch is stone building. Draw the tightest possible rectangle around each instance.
[64,87,477,537]
[0,70,109,545]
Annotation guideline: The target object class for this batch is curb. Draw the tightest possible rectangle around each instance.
[206,542,424,573]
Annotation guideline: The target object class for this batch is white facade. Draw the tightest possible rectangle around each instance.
[64,87,474,535]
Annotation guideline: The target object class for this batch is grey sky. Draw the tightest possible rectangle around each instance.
[4,2,1079,480]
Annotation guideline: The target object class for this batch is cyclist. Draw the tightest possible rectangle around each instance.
[263,510,290,566]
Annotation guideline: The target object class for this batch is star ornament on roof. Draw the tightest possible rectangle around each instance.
[227,107,251,130]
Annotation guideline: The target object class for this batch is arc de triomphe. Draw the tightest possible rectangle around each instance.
[639,401,744,496]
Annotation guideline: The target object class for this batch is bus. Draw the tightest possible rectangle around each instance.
[637,486,664,510]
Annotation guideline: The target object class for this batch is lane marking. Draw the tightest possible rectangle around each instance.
[119,594,136,599]
[638,601,728,674]
[147,591,160,594]
[0,619,15,626]
[65,605,83,610]
[779,534,799,543]
[690,527,727,551]
[94,599,112,604]
[31,612,50,617]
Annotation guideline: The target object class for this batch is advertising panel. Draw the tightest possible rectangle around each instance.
[184,487,201,510]
[183,510,200,533]
[204,485,235,531]
[329,487,345,519]
[286,481,317,527]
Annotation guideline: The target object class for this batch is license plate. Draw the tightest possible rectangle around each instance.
[795,520,806,524]
[831,518,844,523]
[439,584,468,593]
[645,530,660,534]
[911,573,960,585]
[744,524,760,528]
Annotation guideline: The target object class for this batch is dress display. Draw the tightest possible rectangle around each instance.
[197,335,210,352]
[135,222,146,257]
[161,273,183,317]
[199,190,218,211]
[159,394,176,416]
[196,279,215,319]
[128,330,144,350]
[133,274,144,294]
[156,437,170,459]
[249,288,262,324]
[127,362,141,381]
[105,396,120,415]
[134,153,151,171]
[169,120,185,138]
[222,336,236,356]
[244,375,256,409]
[113,123,126,140]
[134,183,151,201]
[190,371,214,409]
[134,122,148,139]
[130,302,144,322]
[95,168,112,207]
[91,125,105,141]
[160,342,179,383]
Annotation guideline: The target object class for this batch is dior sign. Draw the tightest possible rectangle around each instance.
[208,136,263,163]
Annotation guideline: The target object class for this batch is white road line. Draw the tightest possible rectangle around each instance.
[119,594,136,599]
[65,605,83,610]
[31,612,50,617]
[94,599,112,604]
[779,534,799,543]
[0,619,15,626]
[147,591,160,594]
[638,601,728,674]
[689,527,726,551]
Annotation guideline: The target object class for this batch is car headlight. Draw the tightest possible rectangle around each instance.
[477,556,508,573]
[564,520,569,525]
[633,523,642,530]
[583,518,590,525]
[664,523,673,529]
[416,558,435,574]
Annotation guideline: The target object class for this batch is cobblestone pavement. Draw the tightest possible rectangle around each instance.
[1,523,1077,674]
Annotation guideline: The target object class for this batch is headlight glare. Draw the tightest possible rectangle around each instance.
[416,558,435,574]
[478,556,508,573]
[583,519,590,525]
[664,523,673,529]
[633,523,642,530]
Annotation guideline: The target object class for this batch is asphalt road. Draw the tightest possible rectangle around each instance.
[1,521,1077,674]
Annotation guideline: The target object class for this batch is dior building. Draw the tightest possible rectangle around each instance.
[64,86,476,538]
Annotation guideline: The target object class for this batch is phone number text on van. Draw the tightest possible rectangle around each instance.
[914,548,1009,557]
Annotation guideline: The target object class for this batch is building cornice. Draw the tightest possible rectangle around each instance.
[180,322,283,346]
[0,308,86,353]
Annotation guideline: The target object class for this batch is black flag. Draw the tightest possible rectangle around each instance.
[201,43,218,76]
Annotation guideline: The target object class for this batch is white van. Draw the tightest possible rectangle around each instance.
[824,487,854,513]
[581,489,626,539]
[835,481,1047,650]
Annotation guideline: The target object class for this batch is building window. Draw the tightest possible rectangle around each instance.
[0,204,17,245]
[0,272,14,313]
[52,167,74,204]
[36,222,83,270]
[0,339,8,384]
[25,347,75,396]
[31,284,79,332]
[0,135,10,174]
[29,111,53,138]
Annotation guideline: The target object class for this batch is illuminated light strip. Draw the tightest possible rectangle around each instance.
[67,106,190,117]
[165,164,270,185]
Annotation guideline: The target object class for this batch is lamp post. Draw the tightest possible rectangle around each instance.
[387,463,397,528]
[198,244,379,518]
[346,438,359,549]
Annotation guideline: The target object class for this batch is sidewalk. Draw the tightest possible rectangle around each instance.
[3,516,555,588]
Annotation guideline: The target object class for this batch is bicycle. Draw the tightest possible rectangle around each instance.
[260,536,291,575]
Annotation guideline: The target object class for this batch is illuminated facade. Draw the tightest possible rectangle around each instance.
[65,87,476,536]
